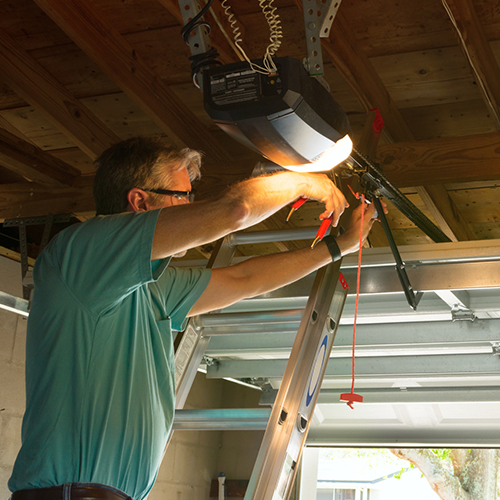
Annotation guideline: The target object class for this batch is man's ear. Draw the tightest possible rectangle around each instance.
[127,188,149,212]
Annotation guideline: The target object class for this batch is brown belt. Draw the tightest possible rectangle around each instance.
[12,485,132,500]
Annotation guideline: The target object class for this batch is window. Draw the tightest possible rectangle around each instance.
[334,489,356,500]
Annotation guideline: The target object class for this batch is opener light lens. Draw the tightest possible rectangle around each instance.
[282,135,353,173]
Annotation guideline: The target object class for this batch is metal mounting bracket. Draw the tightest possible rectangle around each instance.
[177,0,212,57]
[302,0,342,76]
[372,197,423,311]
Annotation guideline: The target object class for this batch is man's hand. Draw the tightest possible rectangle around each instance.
[299,173,349,227]
[231,171,349,229]
[336,200,388,256]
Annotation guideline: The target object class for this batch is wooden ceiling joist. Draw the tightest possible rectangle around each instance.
[323,10,415,144]
[0,127,80,187]
[0,181,94,222]
[33,0,233,164]
[442,0,500,129]
[0,116,37,145]
[0,27,120,160]
[416,184,475,242]
[377,131,500,187]
[314,7,473,241]
[1,128,497,227]
[414,184,474,242]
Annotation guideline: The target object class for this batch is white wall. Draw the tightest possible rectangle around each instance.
[0,256,264,500]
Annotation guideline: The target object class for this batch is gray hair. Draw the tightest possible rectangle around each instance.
[93,137,201,215]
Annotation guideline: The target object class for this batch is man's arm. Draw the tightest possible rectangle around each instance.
[188,203,377,316]
[151,171,348,260]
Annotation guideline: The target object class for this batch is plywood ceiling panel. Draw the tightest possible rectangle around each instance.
[400,100,495,140]
[0,0,498,249]
[1,107,76,151]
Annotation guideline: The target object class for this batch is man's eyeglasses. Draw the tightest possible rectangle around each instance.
[142,188,195,203]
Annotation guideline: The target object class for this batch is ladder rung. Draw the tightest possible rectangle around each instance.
[198,309,304,328]
[173,408,271,431]
[229,227,320,246]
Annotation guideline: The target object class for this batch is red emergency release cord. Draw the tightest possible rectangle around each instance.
[340,187,365,409]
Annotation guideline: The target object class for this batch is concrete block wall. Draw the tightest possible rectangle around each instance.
[151,374,225,500]
[0,257,27,500]
[216,383,264,482]
[0,256,267,500]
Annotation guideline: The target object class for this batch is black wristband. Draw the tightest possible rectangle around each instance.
[322,234,342,262]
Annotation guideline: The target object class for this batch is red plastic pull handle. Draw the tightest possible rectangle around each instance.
[340,392,363,410]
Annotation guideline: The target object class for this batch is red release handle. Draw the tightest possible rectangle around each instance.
[340,392,364,410]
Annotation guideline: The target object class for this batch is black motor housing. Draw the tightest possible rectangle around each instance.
[203,57,351,166]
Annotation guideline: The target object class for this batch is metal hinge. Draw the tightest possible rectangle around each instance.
[451,306,476,322]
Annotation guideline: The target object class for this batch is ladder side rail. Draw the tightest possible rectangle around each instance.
[244,261,348,500]
[282,274,348,499]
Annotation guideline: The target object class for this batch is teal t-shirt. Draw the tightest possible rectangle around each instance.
[9,210,211,500]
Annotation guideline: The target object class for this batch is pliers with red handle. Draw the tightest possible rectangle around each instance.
[286,197,308,222]
[311,216,333,248]
[286,197,333,249]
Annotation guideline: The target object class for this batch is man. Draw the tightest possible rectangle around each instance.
[9,137,379,500]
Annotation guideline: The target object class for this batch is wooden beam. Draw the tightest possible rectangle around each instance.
[0,27,120,159]
[33,0,232,164]
[377,132,500,187]
[0,116,37,145]
[323,10,414,143]
[415,184,475,241]
[0,180,94,221]
[0,128,80,187]
[442,0,500,129]
[4,130,495,221]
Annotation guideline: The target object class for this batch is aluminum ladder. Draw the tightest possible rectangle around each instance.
[173,227,349,500]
